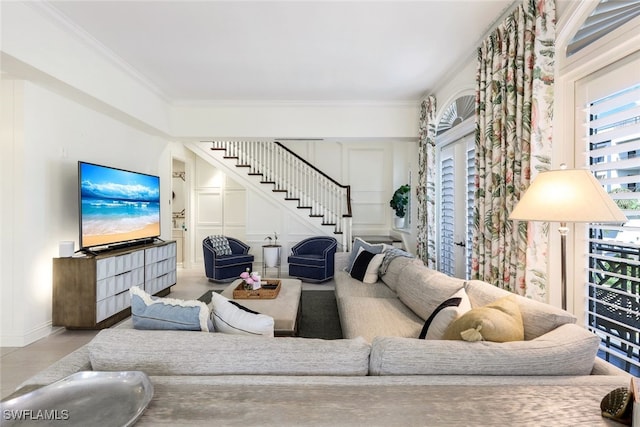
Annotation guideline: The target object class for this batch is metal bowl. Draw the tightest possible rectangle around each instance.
[1,371,153,426]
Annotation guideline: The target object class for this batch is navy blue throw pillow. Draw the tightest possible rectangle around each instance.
[350,250,376,282]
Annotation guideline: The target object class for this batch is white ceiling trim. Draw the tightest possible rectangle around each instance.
[30,1,171,102]
[422,0,518,102]
[170,98,420,108]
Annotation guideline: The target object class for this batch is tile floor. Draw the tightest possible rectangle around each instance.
[1,265,334,399]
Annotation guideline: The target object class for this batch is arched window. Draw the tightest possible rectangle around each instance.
[567,1,640,56]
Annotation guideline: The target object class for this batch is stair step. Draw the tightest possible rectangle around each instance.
[213,146,348,240]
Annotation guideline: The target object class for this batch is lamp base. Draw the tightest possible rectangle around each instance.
[559,223,568,310]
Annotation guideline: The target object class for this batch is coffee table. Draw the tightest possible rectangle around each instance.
[221,278,302,336]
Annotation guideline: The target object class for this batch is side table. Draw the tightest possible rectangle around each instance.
[262,245,282,277]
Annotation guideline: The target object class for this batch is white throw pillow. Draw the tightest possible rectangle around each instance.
[418,288,471,340]
[208,292,274,337]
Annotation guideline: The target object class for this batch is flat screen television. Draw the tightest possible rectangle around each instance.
[78,161,160,251]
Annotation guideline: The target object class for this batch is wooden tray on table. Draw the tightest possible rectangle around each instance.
[232,279,281,299]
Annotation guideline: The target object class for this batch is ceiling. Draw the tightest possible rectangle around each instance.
[46,1,518,104]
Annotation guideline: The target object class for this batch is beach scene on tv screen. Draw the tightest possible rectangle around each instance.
[80,163,160,247]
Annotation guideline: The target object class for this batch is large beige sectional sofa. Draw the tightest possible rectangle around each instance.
[7,250,632,425]
[333,251,619,376]
[11,327,631,425]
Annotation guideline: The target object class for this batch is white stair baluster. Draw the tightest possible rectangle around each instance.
[204,140,352,246]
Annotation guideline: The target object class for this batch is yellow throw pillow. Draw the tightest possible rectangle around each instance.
[442,295,524,342]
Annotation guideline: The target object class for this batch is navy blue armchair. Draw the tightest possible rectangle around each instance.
[288,237,338,283]
[203,236,254,282]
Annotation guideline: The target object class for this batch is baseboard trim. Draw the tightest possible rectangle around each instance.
[0,322,54,347]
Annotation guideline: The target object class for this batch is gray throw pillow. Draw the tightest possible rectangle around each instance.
[347,238,388,271]
[209,235,232,255]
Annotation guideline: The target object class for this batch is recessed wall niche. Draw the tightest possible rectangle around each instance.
[172,159,186,229]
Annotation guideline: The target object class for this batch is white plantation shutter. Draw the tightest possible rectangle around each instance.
[567,0,640,57]
[438,137,475,279]
[440,155,455,276]
[437,117,475,280]
[586,83,640,375]
[466,147,476,279]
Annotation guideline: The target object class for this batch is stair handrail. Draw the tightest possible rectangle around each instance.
[207,140,353,250]
[274,141,352,218]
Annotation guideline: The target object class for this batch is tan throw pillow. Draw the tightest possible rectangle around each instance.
[442,295,524,342]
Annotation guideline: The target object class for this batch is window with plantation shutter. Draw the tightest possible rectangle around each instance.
[585,83,640,376]
[436,96,476,278]
[440,155,455,276]
[437,130,475,279]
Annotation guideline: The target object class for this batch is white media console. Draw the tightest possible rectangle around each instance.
[53,240,177,329]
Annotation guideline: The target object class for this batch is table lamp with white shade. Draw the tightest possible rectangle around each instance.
[509,167,627,310]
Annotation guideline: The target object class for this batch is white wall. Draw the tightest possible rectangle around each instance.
[1,79,27,346]
[193,156,248,256]
[432,60,476,122]
[0,79,170,346]
[167,143,197,268]
[244,186,330,271]
[0,2,173,346]
[1,1,171,135]
[281,140,415,246]
[280,140,406,249]
[171,102,418,141]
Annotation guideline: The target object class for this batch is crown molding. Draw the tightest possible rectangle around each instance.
[23,2,422,110]
[30,1,171,103]
[421,0,519,101]
[170,99,420,109]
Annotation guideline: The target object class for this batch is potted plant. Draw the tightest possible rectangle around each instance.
[389,184,410,228]
[263,232,280,268]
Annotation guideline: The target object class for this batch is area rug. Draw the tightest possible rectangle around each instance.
[198,290,343,340]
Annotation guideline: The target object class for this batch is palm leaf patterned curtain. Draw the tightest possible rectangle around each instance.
[472,0,555,300]
[417,96,437,268]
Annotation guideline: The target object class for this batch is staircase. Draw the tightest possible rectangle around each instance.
[187,140,352,250]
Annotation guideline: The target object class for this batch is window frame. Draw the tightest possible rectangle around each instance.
[551,4,640,313]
